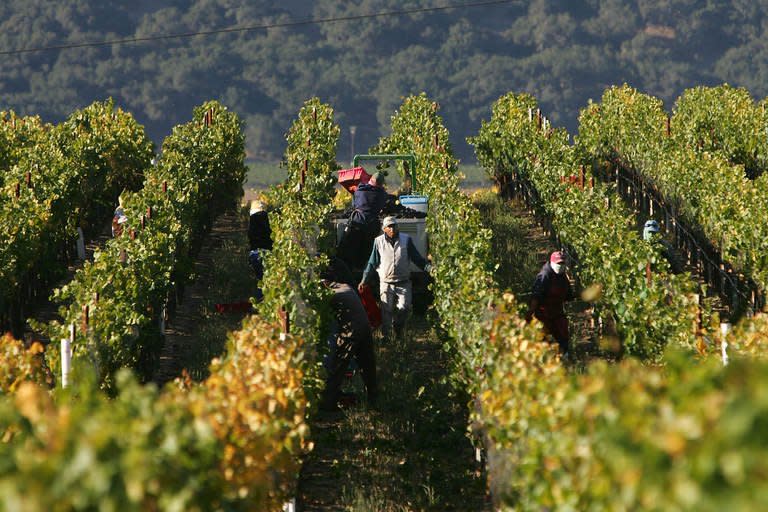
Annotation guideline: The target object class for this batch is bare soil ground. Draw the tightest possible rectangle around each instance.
[298,317,490,511]
[153,208,256,385]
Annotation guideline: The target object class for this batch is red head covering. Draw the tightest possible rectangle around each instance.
[550,251,565,264]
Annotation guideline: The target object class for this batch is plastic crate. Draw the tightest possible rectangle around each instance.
[338,166,371,193]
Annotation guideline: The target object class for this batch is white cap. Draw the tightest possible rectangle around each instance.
[382,216,397,228]
[250,200,264,214]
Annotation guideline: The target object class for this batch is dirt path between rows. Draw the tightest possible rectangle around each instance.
[473,192,596,360]
[298,317,490,511]
[153,209,255,385]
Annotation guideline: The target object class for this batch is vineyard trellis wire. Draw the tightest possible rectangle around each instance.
[578,85,768,311]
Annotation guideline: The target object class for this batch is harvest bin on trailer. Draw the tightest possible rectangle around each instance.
[332,154,431,311]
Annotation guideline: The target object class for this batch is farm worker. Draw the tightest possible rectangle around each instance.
[352,171,388,224]
[320,279,378,412]
[324,254,357,290]
[248,199,273,300]
[358,216,431,340]
[248,199,272,254]
[525,251,574,355]
[339,171,390,268]
[643,219,683,274]
[111,195,128,237]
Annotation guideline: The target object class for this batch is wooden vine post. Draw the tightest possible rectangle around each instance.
[81,305,89,333]
[278,305,290,334]
[720,322,731,365]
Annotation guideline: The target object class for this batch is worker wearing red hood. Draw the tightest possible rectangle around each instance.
[525,251,574,355]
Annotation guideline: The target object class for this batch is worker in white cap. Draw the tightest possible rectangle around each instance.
[359,215,431,340]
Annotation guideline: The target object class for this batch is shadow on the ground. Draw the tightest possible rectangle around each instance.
[153,208,256,385]
[298,315,489,511]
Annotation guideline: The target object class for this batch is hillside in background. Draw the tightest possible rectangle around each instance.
[1,0,766,162]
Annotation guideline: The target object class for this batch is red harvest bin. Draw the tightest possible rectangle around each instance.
[338,166,371,193]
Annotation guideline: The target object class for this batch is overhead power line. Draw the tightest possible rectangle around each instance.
[0,0,515,57]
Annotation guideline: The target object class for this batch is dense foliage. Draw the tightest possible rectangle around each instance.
[0,111,48,181]
[482,307,768,511]
[671,85,768,178]
[260,97,339,359]
[2,1,768,160]
[45,100,246,385]
[578,84,768,293]
[0,315,310,511]
[472,92,701,358]
[0,336,49,393]
[0,100,153,335]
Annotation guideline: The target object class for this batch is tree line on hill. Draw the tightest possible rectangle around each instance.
[0,0,765,162]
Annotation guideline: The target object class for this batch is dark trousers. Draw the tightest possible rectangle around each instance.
[322,331,377,405]
[536,313,570,354]
[337,220,378,269]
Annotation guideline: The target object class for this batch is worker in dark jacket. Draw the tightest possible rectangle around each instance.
[338,172,389,268]
[359,216,431,340]
[643,219,683,274]
[351,172,388,225]
[248,200,272,253]
[248,200,272,300]
[525,251,574,355]
[320,280,378,411]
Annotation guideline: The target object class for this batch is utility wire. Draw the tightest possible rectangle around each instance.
[0,0,515,57]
